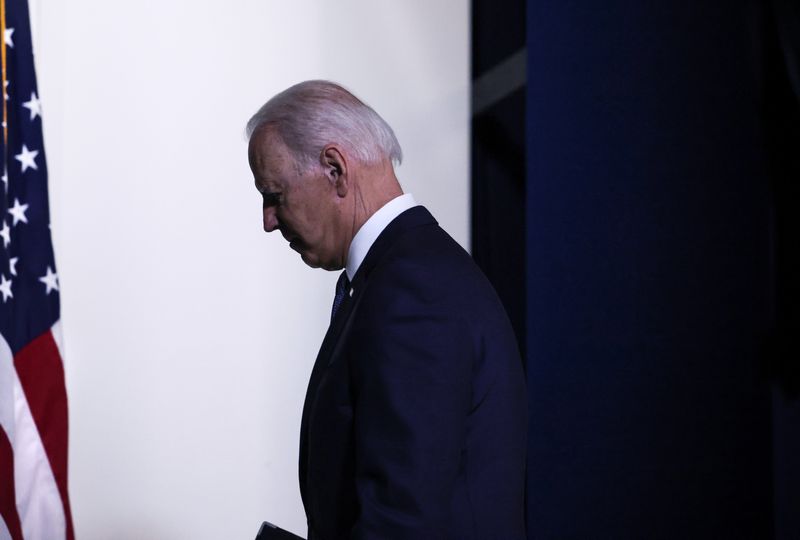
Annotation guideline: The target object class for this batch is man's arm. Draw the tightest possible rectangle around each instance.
[349,289,473,540]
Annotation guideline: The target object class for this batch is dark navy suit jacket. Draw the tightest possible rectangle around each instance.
[299,206,526,540]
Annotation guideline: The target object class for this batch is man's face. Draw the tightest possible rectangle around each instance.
[248,130,345,270]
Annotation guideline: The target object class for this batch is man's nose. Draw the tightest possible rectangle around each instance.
[263,206,279,232]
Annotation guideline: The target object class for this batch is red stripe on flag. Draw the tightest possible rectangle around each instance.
[14,330,75,540]
[0,427,24,540]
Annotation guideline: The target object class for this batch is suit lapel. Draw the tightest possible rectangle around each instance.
[297,206,438,507]
[298,284,359,508]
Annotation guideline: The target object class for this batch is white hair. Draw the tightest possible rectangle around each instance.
[246,80,403,170]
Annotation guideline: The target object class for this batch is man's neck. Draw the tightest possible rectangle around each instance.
[352,169,402,226]
[341,164,403,262]
[344,193,417,281]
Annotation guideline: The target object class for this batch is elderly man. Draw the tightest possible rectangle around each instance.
[247,81,526,540]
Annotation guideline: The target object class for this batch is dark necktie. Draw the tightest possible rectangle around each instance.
[330,271,351,322]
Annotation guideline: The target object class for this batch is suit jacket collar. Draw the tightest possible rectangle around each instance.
[349,205,436,292]
[346,194,418,281]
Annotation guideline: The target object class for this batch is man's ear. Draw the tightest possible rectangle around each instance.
[320,145,348,197]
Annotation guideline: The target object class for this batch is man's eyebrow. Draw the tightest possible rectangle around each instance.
[261,191,282,206]
[254,179,273,194]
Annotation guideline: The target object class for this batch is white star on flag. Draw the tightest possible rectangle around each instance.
[39,266,59,294]
[0,274,12,302]
[0,221,10,248]
[22,92,42,121]
[9,257,18,276]
[4,27,13,48]
[8,198,29,226]
[15,144,39,172]
[1,168,7,193]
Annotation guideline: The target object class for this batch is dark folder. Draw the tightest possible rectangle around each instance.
[254,521,305,540]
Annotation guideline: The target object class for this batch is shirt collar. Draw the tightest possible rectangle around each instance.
[346,193,417,281]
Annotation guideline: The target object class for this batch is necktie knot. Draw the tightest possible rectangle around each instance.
[331,271,351,322]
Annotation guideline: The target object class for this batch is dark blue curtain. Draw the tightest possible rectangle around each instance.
[522,1,798,538]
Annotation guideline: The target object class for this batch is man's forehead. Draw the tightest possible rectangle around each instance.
[249,129,274,160]
[250,129,293,167]
[252,147,303,199]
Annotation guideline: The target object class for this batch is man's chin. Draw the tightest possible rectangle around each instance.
[302,259,321,269]
[295,247,341,271]
[299,251,321,269]
[303,254,343,272]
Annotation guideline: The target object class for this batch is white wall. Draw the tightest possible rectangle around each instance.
[32,1,468,538]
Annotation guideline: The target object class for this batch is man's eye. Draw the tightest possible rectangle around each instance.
[262,192,281,208]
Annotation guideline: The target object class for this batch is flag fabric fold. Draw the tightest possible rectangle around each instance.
[0,0,74,539]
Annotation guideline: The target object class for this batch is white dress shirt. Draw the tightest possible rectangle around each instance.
[345,193,418,282]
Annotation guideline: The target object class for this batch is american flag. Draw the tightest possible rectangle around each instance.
[0,0,74,539]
